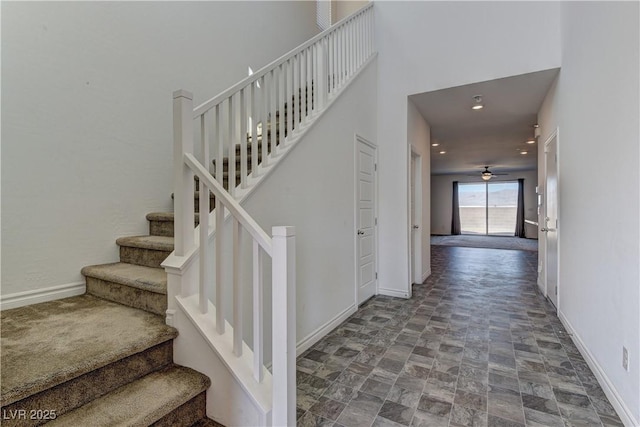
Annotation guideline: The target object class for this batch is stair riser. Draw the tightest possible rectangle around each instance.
[119,247,171,269]
[86,277,167,315]
[149,218,200,237]
[0,341,173,427]
[150,392,206,427]
[149,220,175,237]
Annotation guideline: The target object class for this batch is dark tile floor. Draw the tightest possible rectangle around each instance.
[296,246,624,427]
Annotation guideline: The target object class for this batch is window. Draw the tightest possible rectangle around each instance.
[459,181,519,236]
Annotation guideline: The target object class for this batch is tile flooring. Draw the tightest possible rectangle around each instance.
[295,246,624,426]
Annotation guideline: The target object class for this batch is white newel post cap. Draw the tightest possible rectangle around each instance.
[173,89,193,100]
[272,226,295,237]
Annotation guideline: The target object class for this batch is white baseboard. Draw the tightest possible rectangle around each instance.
[0,282,86,311]
[378,287,410,299]
[296,303,357,356]
[558,311,639,427]
[421,268,432,283]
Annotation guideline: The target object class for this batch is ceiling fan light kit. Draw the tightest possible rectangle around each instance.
[476,166,509,181]
[471,95,484,110]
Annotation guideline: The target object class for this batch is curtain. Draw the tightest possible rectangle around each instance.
[451,181,461,235]
[515,178,526,238]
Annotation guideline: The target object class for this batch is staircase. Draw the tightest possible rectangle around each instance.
[1,4,375,426]
[0,211,217,426]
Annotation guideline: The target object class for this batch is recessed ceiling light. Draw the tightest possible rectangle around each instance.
[439,150,446,154]
[472,95,483,110]
[526,139,536,144]
[520,151,528,155]
[431,143,440,147]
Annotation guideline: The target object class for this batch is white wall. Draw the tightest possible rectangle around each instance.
[239,60,378,351]
[375,1,562,296]
[407,100,431,285]
[336,0,370,22]
[537,3,639,424]
[431,170,538,239]
[1,2,318,297]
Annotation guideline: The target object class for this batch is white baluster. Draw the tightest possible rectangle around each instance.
[317,40,327,110]
[292,55,299,132]
[312,43,318,113]
[215,196,225,334]
[306,47,312,117]
[251,81,259,177]
[252,240,264,382]
[199,180,209,314]
[215,104,223,184]
[261,74,269,168]
[172,90,195,258]
[286,59,293,141]
[270,69,278,156]
[272,226,296,427]
[240,88,248,189]
[233,218,242,356]
[300,49,307,123]
[338,25,344,87]
[278,64,285,151]
[228,94,236,197]
[328,33,334,94]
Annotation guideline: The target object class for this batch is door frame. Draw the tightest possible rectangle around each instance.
[410,147,422,285]
[354,134,378,306]
[543,128,560,310]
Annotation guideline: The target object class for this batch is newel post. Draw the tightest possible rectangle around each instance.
[271,226,296,427]
[173,90,195,258]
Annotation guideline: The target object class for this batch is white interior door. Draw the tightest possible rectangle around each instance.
[545,134,559,309]
[356,138,377,305]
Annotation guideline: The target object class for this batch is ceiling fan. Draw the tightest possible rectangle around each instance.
[467,166,509,181]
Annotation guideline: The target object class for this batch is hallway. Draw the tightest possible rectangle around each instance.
[296,246,623,427]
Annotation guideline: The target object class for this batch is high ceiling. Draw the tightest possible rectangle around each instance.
[410,68,559,176]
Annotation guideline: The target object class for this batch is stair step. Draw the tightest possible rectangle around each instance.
[147,212,200,237]
[0,295,177,423]
[82,262,167,315]
[116,235,174,268]
[47,365,210,427]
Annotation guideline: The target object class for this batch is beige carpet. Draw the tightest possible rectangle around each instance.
[431,234,538,251]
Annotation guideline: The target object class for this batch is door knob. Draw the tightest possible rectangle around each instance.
[357,230,364,236]
[412,225,419,229]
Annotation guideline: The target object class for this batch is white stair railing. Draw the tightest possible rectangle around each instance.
[167,4,374,425]
[173,88,297,425]
[192,3,374,199]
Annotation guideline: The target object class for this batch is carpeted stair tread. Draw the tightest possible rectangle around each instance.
[0,295,177,407]
[82,262,167,295]
[47,365,210,427]
[116,235,174,252]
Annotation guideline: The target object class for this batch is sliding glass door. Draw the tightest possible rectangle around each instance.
[459,181,518,236]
